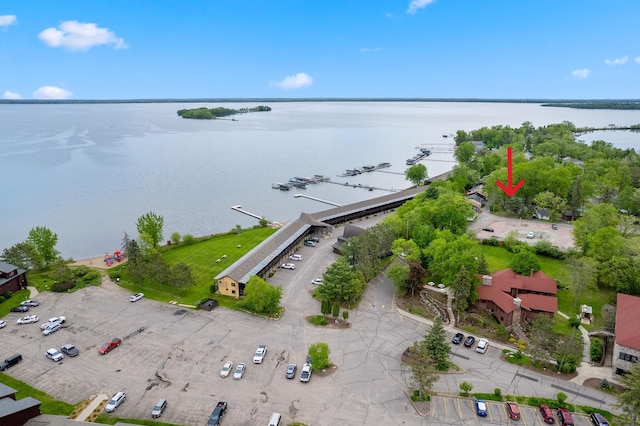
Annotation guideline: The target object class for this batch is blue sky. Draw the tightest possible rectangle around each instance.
[2,0,640,100]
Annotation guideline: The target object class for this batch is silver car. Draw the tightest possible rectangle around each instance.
[233,362,246,379]
[104,392,126,413]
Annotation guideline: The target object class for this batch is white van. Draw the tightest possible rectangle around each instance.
[268,412,281,426]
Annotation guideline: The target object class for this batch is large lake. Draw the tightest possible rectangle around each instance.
[1,101,639,259]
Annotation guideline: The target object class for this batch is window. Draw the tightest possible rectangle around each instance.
[231,283,236,287]
[618,352,638,363]
[231,290,236,294]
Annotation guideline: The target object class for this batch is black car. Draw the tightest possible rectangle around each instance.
[481,227,495,232]
[551,223,558,230]
[61,344,79,357]
[452,333,464,345]
[11,305,29,313]
[464,336,476,348]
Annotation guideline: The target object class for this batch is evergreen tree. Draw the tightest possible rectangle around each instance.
[423,316,450,371]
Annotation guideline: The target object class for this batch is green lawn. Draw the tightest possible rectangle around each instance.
[0,289,31,317]
[477,245,614,325]
[112,227,277,305]
[0,372,76,415]
[94,414,182,425]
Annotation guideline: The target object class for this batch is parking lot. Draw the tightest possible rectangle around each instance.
[430,396,594,425]
[2,220,616,425]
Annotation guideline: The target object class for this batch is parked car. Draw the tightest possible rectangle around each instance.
[303,240,316,247]
[20,299,40,307]
[61,343,79,357]
[506,401,521,420]
[130,293,144,302]
[557,407,574,426]
[311,277,323,285]
[253,345,267,363]
[281,263,296,270]
[481,227,495,232]
[40,316,66,330]
[98,338,122,354]
[42,323,61,336]
[452,332,464,345]
[104,392,126,412]
[310,236,320,243]
[17,315,39,325]
[552,223,558,230]
[0,320,6,329]
[476,338,489,354]
[220,361,233,378]
[151,398,167,418]
[45,348,64,362]
[300,363,312,382]
[207,401,227,426]
[286,363,297,379]
[539,404,555,424]
[463,336,476,348]
[289,254,303,261]
[11,305,29,313]
[0,354,22,371]
[590,413,609,426]
[475,399,488,417]
[527,231,536,239]
[233,362,246,379]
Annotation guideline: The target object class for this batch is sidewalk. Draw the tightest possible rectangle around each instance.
[74,394,108,422]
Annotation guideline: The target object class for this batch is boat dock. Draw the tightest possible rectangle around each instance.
[231,205,270,223]
[293,194,342,207]
[326,181,399,192]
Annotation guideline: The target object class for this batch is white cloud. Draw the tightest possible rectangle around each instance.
[385,13,394,19]
[270,73,313,90]
[360,47,381,53]
[0,15,17,27]
[407,0,436,14]
[33,86,73,99]
[605,56,628,65]
[635,56,640,64]
[2,91,22,99]
[571,68,590,79]
[38,20,127,50]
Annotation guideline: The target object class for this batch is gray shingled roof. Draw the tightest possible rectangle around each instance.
[0,395,40,417]
[215,185,428,285]
[0,262,17,274]
[0,383,16,399]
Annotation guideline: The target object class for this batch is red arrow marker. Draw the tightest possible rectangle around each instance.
[496,146,524,197]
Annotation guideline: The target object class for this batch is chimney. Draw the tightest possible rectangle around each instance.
[530,268,534,277]
[513,297,522,308]
[482,275,492,286]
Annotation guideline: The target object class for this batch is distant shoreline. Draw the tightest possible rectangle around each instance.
[3,98,640,105]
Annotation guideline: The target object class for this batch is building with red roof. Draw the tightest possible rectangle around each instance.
[475,269,558,327]
[613,293,640,376]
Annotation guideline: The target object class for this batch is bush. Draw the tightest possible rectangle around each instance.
[494,388,502,397]
[4,291,12,299]
[591,338,603,363]
[459,381,473,397]
[0,295,5,304]
[210,283,218,294]
[482,237,499,246]
[51,281,76,292]
[73,265,92,277]
[568,317,581,328]
[182,234,195,245]
[332,301,340,318]
[308,315,328,326]
[170,232,181,245]
[342,310,349,321]
[76,270,101,287]
[557,392,567,404]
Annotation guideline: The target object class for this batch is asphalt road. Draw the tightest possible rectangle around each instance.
[3,219,615,425]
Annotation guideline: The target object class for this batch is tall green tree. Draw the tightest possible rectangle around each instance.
[318,257,361,303]
[451,265,476,321]
[169,262,196,294]
[617,362,640,424]
[406,262,427,297]
[572,204,619,254]
[242,276,282,316]
[387,263,410,296]
[454,141,476,165]
[509,248,541,275]
[27,226,59,265]
[136,211,165,250]
[423,316,450,371]
[405,340,439,398]
[405,163,428,186]
[529,315,558,366]
[569,257,597,308]
[1,241,43,270]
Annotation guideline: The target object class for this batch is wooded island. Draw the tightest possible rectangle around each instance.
[177,105,271,119]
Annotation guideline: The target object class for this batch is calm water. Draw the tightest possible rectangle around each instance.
[1,102,639,259]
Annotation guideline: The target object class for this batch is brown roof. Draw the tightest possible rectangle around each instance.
[518,293,558,313]
[477,269,558,315]
[616,293,640,350]
[477,285,517,313]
